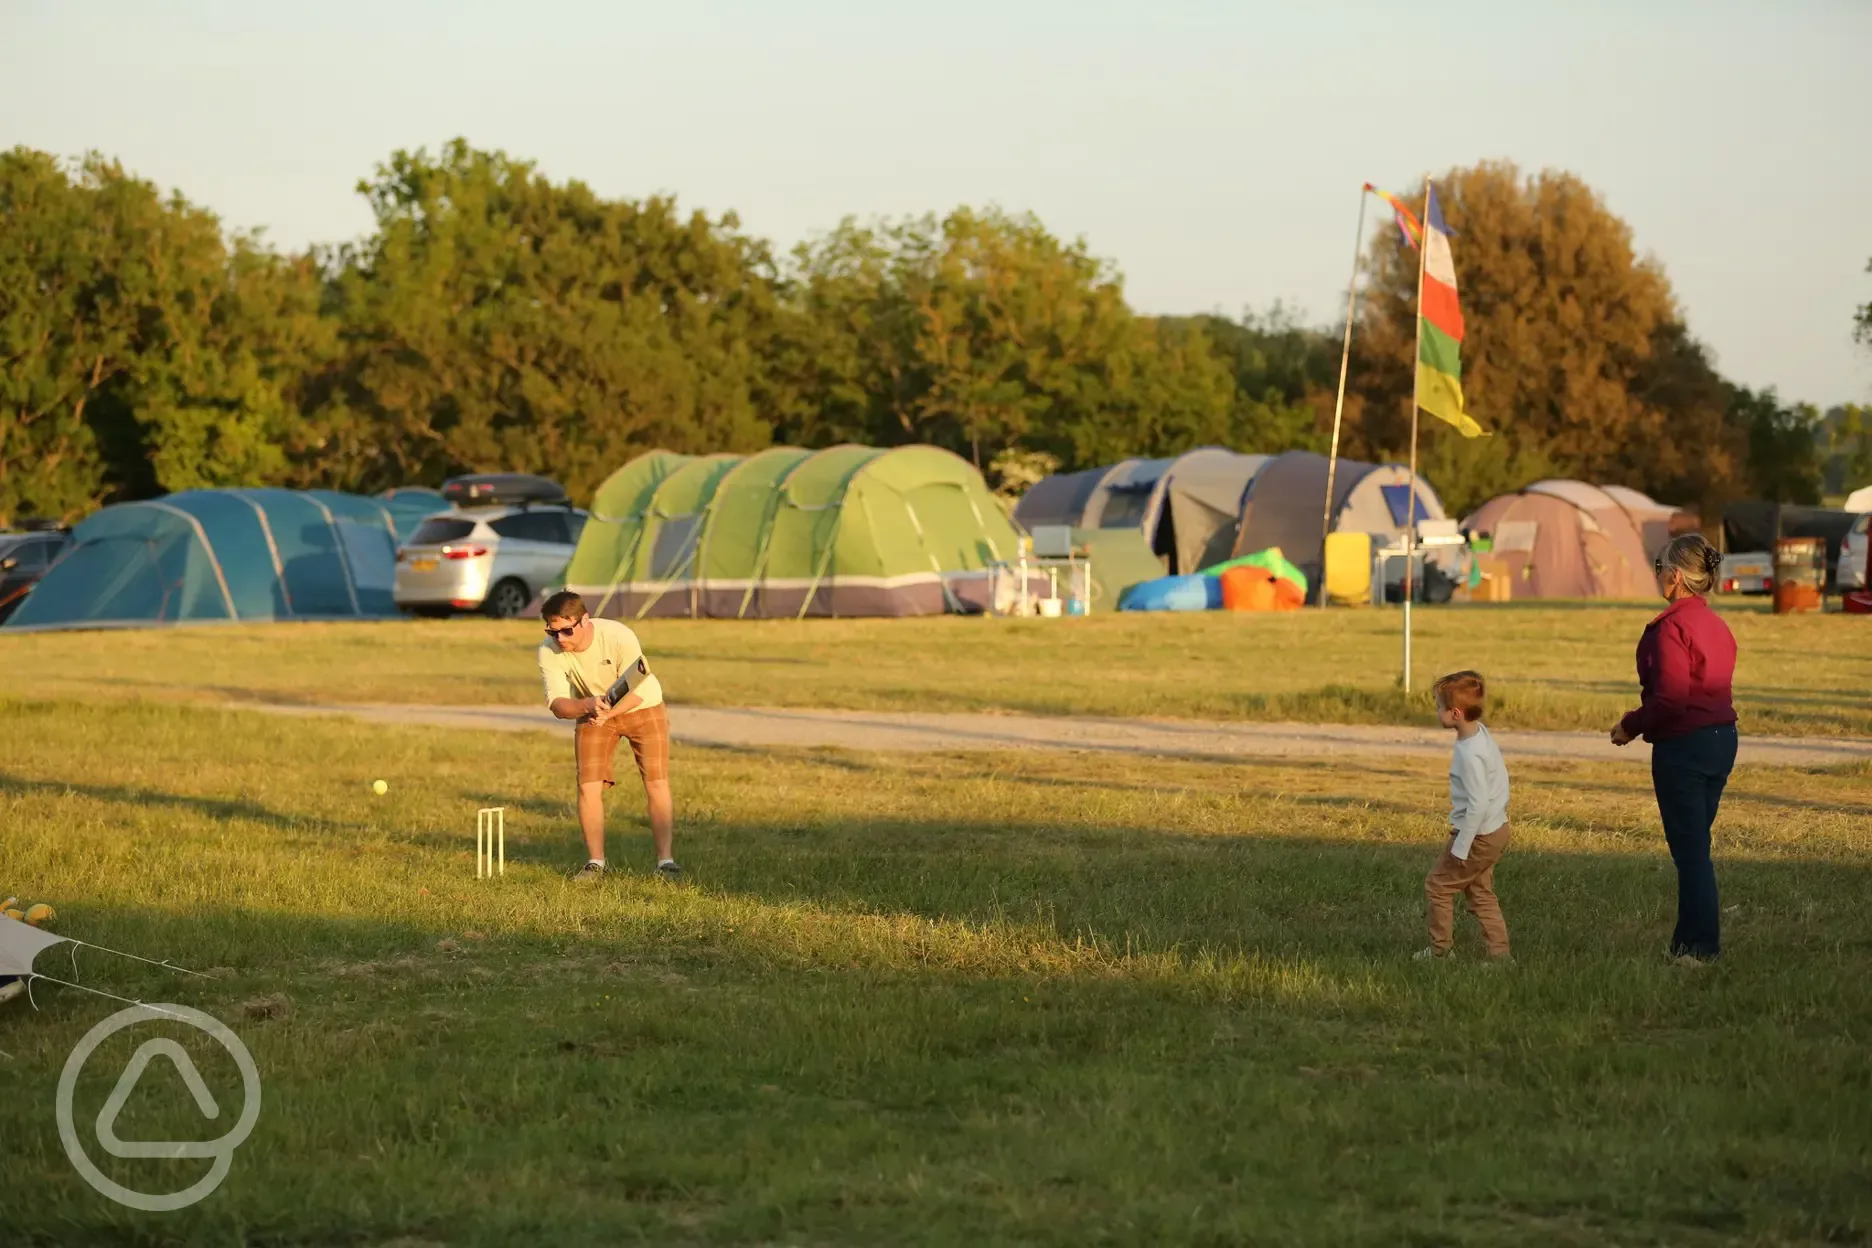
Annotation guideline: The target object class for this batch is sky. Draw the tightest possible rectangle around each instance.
[4,0,1868,407]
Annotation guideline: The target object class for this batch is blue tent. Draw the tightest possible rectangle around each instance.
[2,488,448,631]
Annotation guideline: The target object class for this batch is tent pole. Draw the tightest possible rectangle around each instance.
[1320,187,1370,608]
[1404,178,1432,695]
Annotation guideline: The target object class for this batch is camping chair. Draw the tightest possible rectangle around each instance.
[1324,532,1371,606]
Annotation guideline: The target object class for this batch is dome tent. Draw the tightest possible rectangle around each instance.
[3,488,447,631]
[562,444,1024,619]
[1013,448,1271,575]
[1230,451,1453,589]
[1463,480,1653,600]
[1599,485,1700,561]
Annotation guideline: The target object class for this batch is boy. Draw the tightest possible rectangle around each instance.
[1416,670,1511,961]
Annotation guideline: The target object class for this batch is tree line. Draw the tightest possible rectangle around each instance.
[3,140,1866,528]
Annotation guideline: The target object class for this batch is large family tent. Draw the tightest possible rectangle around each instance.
[1462,481,1653,599]
[1599,485,1700,560]
[2,488,447,631]
[563,445,1024,618]
[1231,451,1453,588]
[1014,448,1270,574]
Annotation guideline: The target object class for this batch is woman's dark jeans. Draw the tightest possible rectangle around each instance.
[1650,723,1738,959]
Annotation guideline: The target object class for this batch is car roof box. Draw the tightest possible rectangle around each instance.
[440,474,569,508]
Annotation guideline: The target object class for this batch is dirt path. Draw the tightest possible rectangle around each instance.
[241,702,1872,770]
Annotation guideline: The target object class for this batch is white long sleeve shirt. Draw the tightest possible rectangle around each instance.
[1448,724,1510,861]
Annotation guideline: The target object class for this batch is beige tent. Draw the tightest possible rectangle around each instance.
[1464,481,1653,600]
[1600,485,1700,561]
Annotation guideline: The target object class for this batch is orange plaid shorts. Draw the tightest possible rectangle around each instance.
[574,702,670,787]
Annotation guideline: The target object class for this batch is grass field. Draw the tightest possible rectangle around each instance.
[3,601,1870,737]
[3,695,1870,1245]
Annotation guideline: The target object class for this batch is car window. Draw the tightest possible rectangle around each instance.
[1854,515,1870,536]
[490,512,571,543]
[410,518,477,545]
[4,537,53,572]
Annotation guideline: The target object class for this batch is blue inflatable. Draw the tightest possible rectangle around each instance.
[1118,573,1222,612]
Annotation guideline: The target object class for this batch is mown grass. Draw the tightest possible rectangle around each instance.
[3,600,1870,737]
[2,698,1869,1245]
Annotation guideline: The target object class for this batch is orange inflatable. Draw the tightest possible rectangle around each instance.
[1220,565,1272,611]
[1220,565,1304,612]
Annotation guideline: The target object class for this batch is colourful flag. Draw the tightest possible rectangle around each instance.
[1416,186,1485,438]
[1363,183,1423,250]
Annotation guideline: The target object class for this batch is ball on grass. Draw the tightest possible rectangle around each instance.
[24,903,54,927]
[372,779,389,796]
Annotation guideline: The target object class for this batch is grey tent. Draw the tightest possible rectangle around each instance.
[1013,465,1122,532]
[1232,451,1452,587]
[1015,448,1270,574]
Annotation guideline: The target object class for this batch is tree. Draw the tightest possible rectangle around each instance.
[1826,404,1872,494]
[1341,161,1744,509]
[1170,304,1334,455]
[1727,385,1822,504]
[0,147,327,526]
[1856,256,1871,353]
[777,208,1235,482]
[311,140,783,500]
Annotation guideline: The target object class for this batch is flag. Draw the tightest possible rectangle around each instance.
[1363,183,1423,250]
[1416,186,1485,437]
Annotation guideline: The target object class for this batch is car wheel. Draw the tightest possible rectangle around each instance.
[484,578,530,619]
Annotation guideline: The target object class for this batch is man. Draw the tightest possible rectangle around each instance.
[536,590,679,882]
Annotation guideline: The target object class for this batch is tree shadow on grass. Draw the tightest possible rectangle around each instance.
[0,771,368,837]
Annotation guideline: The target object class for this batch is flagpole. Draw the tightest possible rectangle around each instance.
[1404,178,1432,694]
[1318,188,1369,609]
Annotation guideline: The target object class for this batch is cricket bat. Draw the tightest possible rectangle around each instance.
[602,657,650,707]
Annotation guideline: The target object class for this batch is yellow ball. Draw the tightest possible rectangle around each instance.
[372,780,388,795]
[23,903,54,927]
[2,909,21,922]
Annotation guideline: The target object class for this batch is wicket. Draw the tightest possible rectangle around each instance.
[476,807,505,878]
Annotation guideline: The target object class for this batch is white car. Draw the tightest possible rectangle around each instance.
[394,475,587,618]
[1840,513,1870,591]
[1717,550,1773,595]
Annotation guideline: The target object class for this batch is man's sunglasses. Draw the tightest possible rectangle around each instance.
[544,621,583,640]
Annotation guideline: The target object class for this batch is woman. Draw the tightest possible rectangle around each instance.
[1610,533,1738,963]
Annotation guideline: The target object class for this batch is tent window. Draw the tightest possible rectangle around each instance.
[1100,489,1151,531]
[1379,484,1431,527]
[1494,521,1539,553]
[650,515,701,579]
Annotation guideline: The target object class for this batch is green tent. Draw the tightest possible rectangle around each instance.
[563,445,1024,618]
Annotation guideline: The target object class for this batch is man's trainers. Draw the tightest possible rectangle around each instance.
[570,861,607,885]
[1413,946,1455,962]
[655,860,683,882]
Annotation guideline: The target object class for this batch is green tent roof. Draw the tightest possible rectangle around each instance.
[560,444,1021,619]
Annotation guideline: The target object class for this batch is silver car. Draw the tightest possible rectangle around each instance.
[395,503,587,618]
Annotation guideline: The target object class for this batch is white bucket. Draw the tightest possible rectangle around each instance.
[1037,597,1063,618]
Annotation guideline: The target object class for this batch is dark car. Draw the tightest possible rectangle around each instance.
[0,524,72,624]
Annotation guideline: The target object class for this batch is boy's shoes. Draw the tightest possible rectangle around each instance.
[1412,946,1455,962]
[1669,952,1715,969]
[655,860,682,881]
[570,861,607,885]
[1481,954,1515,969]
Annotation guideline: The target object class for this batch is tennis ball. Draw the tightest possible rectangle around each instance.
[23,903,54,927]
[372,779,389,796]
